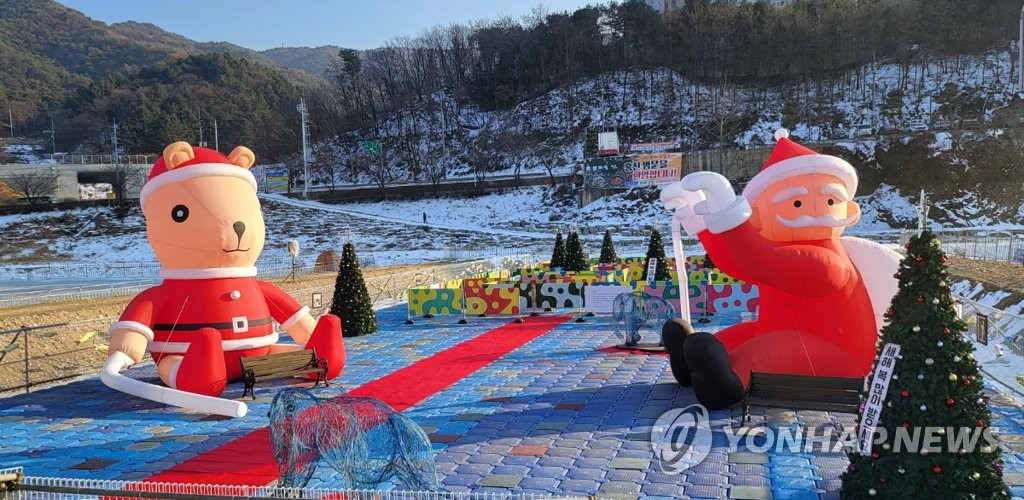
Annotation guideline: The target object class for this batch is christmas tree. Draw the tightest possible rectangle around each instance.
[599,229,618,263]
[563,229,588,272]
[643,227,670,281]
[841,229,1007,499]
[329,242,378,337]
[550,230,566,270]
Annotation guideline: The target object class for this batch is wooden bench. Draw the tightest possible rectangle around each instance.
[742,371,863,424]
[240,349,328,399]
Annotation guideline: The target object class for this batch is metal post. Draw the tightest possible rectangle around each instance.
[297,99,310,198]
[22,326,29,394]
[214,119,219,152]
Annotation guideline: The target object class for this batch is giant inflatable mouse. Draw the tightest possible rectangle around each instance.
[101,141,346,417]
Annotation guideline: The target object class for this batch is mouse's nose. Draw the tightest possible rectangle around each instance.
[233,221,246,241]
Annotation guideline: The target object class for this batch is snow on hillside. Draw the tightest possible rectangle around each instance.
[303,46,1024,227]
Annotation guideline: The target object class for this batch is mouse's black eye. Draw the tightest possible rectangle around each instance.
[828,198,835,206]
[171,205,189,223]
[793,200,802,208]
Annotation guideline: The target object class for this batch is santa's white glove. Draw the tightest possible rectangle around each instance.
[679,172,751,234]
[660,181,707,236]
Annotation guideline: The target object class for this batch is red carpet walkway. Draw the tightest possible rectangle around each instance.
[141,315,570,487]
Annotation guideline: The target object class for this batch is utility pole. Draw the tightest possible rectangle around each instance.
[6,110,12,138]
[112,121,119,165]
[213,119,219,152]
[297,99,310,198]
[44,119,56,157]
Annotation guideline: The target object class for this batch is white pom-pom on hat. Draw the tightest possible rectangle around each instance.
[774,128,790,141]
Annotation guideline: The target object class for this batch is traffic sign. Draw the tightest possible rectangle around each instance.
[363,140,381,157]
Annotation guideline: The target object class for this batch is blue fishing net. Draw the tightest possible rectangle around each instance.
[611,292,676,346]
[269,388,439,491]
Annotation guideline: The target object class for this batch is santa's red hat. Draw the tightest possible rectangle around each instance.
[140,144,257,206]
[741,129,857,203]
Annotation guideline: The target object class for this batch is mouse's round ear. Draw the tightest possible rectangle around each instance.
[163,141,195,170]
[227,146,256,169]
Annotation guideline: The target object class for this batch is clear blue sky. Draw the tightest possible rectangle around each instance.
[57,0,601,51]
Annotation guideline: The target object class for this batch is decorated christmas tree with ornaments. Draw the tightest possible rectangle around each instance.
[841,229,1007,499]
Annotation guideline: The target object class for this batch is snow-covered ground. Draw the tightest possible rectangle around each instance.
[953,280,1024,399]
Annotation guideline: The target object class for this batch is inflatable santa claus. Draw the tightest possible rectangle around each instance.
[660,129,900,409]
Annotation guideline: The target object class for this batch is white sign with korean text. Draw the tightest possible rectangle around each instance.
[647,258,658,285]
[583,285,635,313]
[857,343,901,453]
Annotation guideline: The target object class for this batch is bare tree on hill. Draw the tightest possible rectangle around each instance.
[104,162,145,207]
[5,167,58,203]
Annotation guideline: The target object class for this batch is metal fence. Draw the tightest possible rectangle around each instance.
[0,466,565,500]
[900,229,1024,264]
[50,154,156,165]
[0,261,319,308]
[0,318,113,394]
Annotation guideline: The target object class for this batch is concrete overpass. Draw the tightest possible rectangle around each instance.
[0,160,151,201]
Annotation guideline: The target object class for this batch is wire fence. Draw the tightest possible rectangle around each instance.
[900,229,1024,264]
[0,317,114,394]
[0,466,565,500]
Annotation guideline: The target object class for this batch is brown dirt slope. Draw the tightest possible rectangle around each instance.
[946,257,1024,309]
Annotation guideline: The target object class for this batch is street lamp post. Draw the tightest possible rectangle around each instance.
[297,99,310,198]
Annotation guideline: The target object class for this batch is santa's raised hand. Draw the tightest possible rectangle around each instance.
[679,171,752,235]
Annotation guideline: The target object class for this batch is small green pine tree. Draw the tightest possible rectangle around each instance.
[841,229,1008,499]
[550,230,566,269]
[564,230,588,272]
[643,227,670,281]
[599,229,618,263]
[328,242,378,337]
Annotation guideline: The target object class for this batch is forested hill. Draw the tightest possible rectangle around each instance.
[107,21,341,81]
[60,54,303,158]
[0,0,338,159]
[2,0,1022,164]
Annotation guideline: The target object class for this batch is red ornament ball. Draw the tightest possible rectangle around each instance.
[964,379,972,387]
[901,390,910,398]
[872,452,880,460]
[933,466,942,474]
[943,328,951,335]
[880,477,887,484]
[946,398,955,406]
[915,256,924,262]
[905,243,912,249]
[977,419,985,427]
[941,256,948,263]
[893,273,900,279]
[916,297,925,303]
[902,421,911,428]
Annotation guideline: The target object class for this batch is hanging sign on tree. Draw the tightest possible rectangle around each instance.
[646,258,658,285]
[856,342,901,453]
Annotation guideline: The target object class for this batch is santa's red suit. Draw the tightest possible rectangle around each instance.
[700,223,877,383]
[112,267,308,381]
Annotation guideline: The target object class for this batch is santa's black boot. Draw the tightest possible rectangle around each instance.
[684,332,744,409]
[662,318,695,386]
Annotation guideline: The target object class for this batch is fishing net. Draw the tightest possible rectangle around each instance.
[611,292,675,346]
[269,388,439,490]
